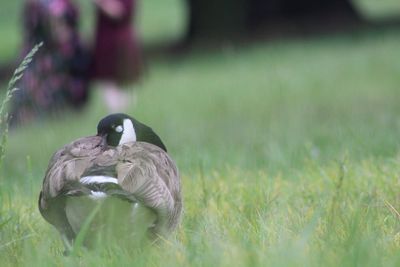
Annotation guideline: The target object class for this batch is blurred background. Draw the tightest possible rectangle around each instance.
[0,0,399,187]
[0,0,400,183]
[1,0,400,60]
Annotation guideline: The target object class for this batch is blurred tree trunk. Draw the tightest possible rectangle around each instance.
[186,0,360,42]
[186,0,247,41]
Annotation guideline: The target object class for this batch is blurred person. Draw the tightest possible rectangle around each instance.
[90,0,143,112]
[10,0,89,125]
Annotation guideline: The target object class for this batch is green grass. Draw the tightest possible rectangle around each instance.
[1,1,400,266]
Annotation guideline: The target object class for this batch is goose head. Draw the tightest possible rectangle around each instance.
[97,113,167,151]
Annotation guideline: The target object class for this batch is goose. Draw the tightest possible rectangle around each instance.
[38,113,182,250]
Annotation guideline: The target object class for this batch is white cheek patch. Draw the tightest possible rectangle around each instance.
[119,119,136,145]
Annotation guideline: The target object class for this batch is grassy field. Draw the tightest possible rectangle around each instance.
[1,1,400,266]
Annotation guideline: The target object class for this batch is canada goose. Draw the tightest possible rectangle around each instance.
[39,113,182,250]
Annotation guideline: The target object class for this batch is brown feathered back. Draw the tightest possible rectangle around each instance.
[39,136,182,242]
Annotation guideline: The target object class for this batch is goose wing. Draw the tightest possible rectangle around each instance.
[39,136,108,241]
[41,136,106,198]
[115,142,182,234]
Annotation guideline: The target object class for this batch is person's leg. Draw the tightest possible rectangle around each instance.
[100,81,136,112]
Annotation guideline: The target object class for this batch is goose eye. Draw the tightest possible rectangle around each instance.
[115,125,123,133]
